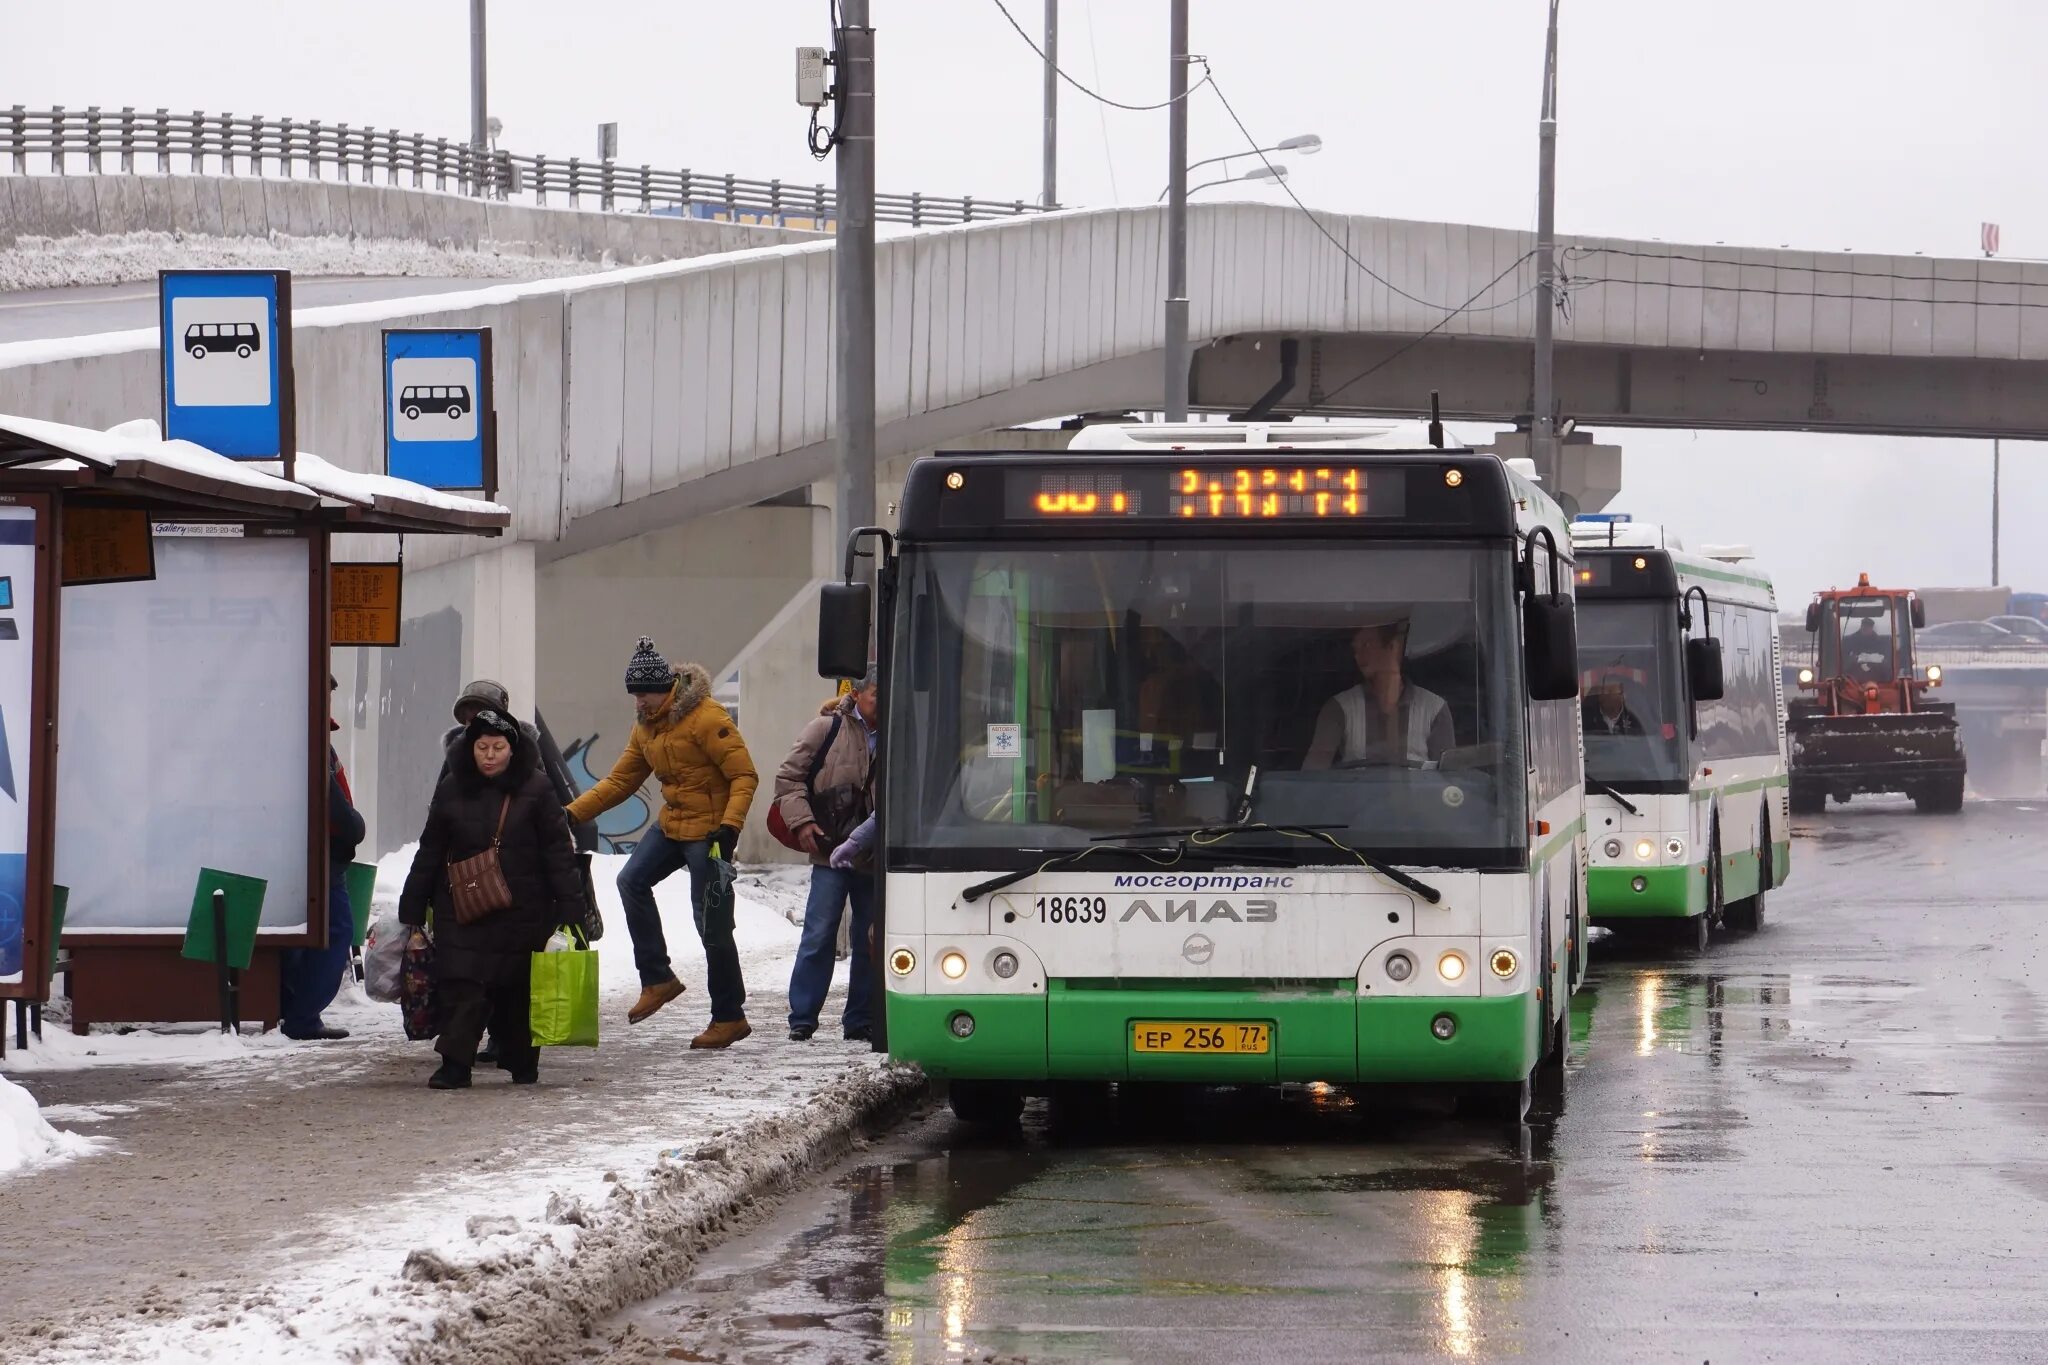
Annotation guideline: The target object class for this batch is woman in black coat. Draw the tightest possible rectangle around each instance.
[400,709,583,1089]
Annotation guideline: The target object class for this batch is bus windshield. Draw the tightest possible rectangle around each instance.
[1576,600,1688,786]
[885,540,1529,868]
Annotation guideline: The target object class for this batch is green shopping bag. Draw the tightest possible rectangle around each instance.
[530,926,600,1048]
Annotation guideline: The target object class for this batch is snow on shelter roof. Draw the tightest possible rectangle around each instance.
[0,412,315,511]
[268,452,509,531]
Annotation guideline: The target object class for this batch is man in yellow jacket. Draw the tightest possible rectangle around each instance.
[566,637,758,1046]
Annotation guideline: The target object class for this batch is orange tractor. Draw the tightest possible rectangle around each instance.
[1788,575,1965,814]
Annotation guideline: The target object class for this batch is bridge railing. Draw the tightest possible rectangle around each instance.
[0,105,1049,228]
[1780,635,2048,671]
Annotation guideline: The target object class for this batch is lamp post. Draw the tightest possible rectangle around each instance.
[1159,135,1320,201]
[1175,163,1290,200]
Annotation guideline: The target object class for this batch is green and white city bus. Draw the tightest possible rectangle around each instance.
[821,422,1591,1125]
[1570,517,1789,948]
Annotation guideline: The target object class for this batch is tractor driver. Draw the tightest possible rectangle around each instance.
[1303,611,1456,769]
[1846,615,1891,680]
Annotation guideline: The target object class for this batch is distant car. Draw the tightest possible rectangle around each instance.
[184,322,260,360]
[1987,615,2048,642]
[1918,620,2046,647]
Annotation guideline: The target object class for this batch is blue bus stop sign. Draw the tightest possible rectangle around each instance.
[159,270,293,466]
[383,329,495,493]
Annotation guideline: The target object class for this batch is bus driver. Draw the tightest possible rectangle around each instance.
[1303,612,1455,769]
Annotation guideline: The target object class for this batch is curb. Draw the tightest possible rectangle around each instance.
[393,1059,927,1365]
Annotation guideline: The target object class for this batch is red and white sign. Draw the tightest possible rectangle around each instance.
[1982,222,2001,257]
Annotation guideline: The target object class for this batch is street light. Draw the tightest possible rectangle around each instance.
[1185,163,1289,198]
[1160,158,1297,202]
[1186,132,1322,181]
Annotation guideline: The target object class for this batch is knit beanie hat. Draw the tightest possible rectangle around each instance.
[624,636,675,694]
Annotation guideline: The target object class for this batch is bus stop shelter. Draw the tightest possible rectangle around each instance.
[0,413,507,1035]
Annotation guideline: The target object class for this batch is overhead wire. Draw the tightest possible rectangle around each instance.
[1308,257,1543,413]
[1204,74,1539,316]
[987,0,1214,111]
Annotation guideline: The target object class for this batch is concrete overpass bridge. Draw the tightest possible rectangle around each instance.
[7,202,2048,849]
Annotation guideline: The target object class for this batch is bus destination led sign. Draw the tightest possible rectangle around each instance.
[1002,466,1407,522]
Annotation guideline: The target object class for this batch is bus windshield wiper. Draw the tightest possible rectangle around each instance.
[1586,779,1641,817]
[1096,822,1442,905]
[960,842,1291,903]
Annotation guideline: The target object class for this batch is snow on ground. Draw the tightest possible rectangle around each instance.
[0,229,596,291]
[2,854,920,1364]
[0,1073,97,1175]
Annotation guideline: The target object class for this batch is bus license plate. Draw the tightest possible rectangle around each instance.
[1131,1021,1272,1054]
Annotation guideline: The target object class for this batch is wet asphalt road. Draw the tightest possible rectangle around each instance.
[608,800,2048,1363]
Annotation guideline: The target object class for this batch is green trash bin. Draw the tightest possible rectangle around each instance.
[345,862,378,949]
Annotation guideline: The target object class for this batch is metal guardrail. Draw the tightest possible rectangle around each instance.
[0,105,1051,229]
[1780,636,2048,670]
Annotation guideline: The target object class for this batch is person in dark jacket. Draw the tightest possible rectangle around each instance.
[441,680,595,854]
[399,709,583,1089]
[280,678,368,1041]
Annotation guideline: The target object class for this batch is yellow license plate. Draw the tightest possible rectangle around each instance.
[1130,1021,1272,1054]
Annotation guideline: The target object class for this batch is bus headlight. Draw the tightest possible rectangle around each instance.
[1437,951,1467,983]
[1927,664,1943,683]
[1603,838,1623,859]
[1489,948,1519,979]
[1665,838,1685,859]
[1384,951,1415,982]
[939,951,969,981]
[1634,839,1656,861]
[1798,667,1815,685]
[990,950,1019,980]
[888,948,917,977]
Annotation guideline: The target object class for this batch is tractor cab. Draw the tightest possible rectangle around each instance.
[1799,574,1940,715]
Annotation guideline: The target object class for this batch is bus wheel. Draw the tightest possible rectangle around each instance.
[1725,820,1770,932]
[948,1080,1025,1128]
[1530,1016,1568,1119]
[1457,1078,1530,1126]
[188,344,206,361]
[236,344,252,358]
[1671,911,1710,953]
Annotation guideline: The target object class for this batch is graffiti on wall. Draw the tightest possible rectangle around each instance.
[562,734,655,853]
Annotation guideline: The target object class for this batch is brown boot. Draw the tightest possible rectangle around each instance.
[690,1017,753,1049]
[627,977,686,1025]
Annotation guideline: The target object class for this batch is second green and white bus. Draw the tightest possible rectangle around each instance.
[1570,517,1790,948]
[819,421,1592,1124]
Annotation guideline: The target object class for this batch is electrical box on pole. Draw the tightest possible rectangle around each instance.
[597,122,618,161]
[796,47,830,107]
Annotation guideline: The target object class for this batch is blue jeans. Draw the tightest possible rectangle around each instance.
[787,866,874,1034]
[618,831,746,1021]
[281,866,352,1036]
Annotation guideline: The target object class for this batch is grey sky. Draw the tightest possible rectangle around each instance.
[7,1,2044,601]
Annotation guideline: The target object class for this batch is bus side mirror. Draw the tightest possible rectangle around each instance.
[1524,597,1580,701]
[1804,602,1822,633]
[1687,637,1725,702]
[818,582,872,681]
[1910,598,1926,630]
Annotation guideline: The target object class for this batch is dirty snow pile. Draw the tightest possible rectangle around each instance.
[0,229,596,291]
[0,1073,95,1174]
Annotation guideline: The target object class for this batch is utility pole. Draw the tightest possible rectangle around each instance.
[1993,438,2003,584]
[469,0,489,197]
[1163,0,1190,421]
[835,0,878,585]
[1041,1,1058,209]
[1530,0,1561,488]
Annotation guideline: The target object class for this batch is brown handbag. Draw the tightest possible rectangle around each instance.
[446,796,515,926]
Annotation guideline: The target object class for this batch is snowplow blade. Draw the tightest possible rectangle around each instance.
[1789,711,1966,795]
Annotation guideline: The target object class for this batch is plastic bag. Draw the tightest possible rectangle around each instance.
[543,929,570,953]
[362,907,408,1003]
[530,926,598,1047]
[400,931,438,1041]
